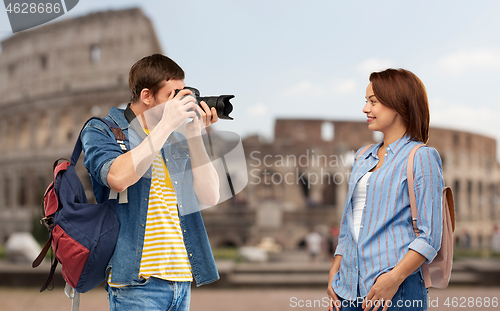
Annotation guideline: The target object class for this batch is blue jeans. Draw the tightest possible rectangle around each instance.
[108,277,191,311]
[337,273,428,311]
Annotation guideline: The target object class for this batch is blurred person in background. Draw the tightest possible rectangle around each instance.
[305,229,323,263]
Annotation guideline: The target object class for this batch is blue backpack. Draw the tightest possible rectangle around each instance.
[32,117,124,295]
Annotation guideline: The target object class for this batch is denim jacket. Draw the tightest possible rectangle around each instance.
[81,107,219,287]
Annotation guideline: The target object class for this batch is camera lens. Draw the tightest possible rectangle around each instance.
[174,87,234,120]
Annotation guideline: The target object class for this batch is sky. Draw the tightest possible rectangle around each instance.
[1,0,500,158]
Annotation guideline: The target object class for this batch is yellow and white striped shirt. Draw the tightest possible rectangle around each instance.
[108,150,192,287]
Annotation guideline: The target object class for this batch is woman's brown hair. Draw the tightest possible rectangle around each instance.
[369,68,430,143]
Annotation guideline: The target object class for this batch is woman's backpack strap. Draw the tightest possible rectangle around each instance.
[406,144,426,234]
[356,144,374,163]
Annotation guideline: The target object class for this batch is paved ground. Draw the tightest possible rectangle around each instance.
[1,286,499,311]
[1,257,499,310]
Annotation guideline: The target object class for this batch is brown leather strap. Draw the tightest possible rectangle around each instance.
[40,257,58,292]
[407,144,425,235]
[32,237,52,268]
[356,144,374,163]
[111,128,126,141]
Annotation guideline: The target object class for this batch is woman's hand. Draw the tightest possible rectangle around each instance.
[362,271,402,311]
[327,283,341,311]
[327,255,342,311]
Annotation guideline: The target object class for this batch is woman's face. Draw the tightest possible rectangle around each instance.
[363,82,402,134]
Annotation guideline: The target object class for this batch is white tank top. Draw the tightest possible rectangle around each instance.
[351,172,373,242]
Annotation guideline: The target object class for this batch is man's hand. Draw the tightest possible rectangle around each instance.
[185,101,219,138]
[362,271,402,311]
[159,89,199,132]
[183,100,220,206]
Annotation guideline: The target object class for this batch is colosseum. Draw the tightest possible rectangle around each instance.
[0,8,499,255]
[225,120,500,252]
[0,8,161,242]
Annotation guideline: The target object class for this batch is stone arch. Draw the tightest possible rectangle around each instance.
[454,179,460,216]
[36,112,50,149]
[90,44,101,63]
[322,173,338,206]
[19,117,30,150]
[35,175,48,205]
[218,240,238,248]
[298,169,310,201]
[4,175,11,208]
[6,119,15,151]
[18,175,27,206]
[254,168,286,201]
[58,110,74,144]
[0,120,5,154]
[212,235,243,249]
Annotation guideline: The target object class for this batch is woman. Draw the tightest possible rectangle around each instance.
[327,68,444,311]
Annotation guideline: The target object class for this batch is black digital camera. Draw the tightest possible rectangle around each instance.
[174,86,234,120]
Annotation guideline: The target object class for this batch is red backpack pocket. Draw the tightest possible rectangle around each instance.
[51,225,90,289]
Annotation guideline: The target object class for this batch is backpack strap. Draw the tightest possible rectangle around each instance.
[407,144,425,235]
[70,117,129,202]
[32,238,52,268]
[39,256,59,292]
[64,283,81,311]
[70,117,127,166]
[356,144,374,163]
[407,144,434,287]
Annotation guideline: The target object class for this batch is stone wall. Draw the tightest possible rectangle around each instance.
[204,120,500,251]
[0,8,161,242]
[1,8,498,252]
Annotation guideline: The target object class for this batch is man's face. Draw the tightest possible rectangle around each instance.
[146,79,186,123]
[152,79,186,106]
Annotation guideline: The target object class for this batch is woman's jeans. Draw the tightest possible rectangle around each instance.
[337,273,428,310]
[108,277,191,311]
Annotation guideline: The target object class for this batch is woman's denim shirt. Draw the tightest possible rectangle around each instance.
[81,107,219,287]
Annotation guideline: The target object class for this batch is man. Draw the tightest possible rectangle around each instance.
[81,54,220,311]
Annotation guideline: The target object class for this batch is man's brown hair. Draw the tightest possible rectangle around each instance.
[129,54,185,103]
[369,68,430,143]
